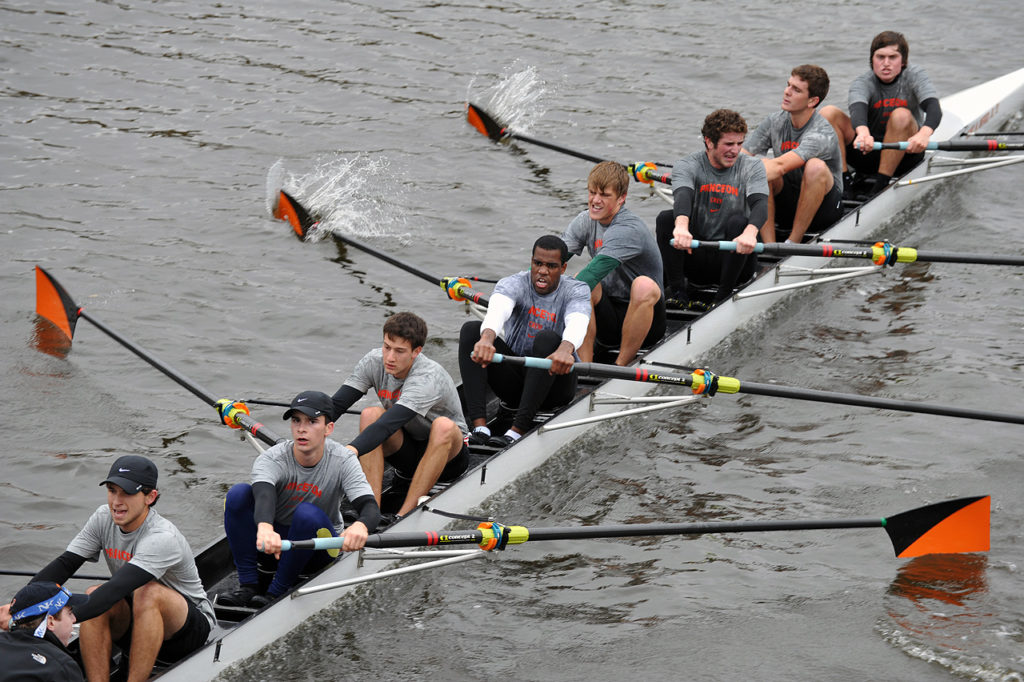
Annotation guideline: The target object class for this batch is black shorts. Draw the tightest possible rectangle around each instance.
[116,592,211,665]
[386,430,469,482]
[773,175,844,240]
[594,293,667,349]
[845,144,924,177]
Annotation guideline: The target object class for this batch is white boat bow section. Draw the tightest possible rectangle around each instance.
[162,66,1024,681]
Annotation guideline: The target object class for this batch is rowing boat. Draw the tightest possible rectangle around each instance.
[85,67,1024,679]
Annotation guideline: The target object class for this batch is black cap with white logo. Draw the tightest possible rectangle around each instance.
[98,455,159,493]
[282,390,335,422]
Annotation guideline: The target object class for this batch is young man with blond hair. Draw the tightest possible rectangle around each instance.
[561,161,665,366]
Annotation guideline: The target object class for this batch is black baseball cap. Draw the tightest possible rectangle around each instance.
[10,581,88,623]
[99,455,158,493]
[283,390,335,422]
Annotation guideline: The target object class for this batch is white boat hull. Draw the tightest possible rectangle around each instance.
[162,66,1024,680]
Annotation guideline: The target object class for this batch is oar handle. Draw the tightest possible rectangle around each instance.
[872,139,1023,151]
[687,240,1024,266]
[687,239,766,253]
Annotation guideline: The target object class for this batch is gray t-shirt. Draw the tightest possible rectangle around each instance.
[491,271,592,356]
[561,207,663,302]
[67,506,215,630]
[343,348,468,440]
[745,109,843,191]
[671,151,769,240]
[251,438,374,532]
[848,64,938,136]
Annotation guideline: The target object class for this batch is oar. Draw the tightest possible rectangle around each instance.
[0,569,110,581]
[465,102,673,184]
[688,239,1024,267]
[271,189,489,306]
[34,267,287,447]
[282,495,990,559]
[872,139,1024,151]
[491,355,1024,426]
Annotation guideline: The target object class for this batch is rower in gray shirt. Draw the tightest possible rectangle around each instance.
[820,31,943,193]
[561,161,665,366]
[743,64,844,243]
[656,108,767,304]
[459,234,591,447]
[333,312,470,519]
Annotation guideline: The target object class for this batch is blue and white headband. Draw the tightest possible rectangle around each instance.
[13,586,72,638]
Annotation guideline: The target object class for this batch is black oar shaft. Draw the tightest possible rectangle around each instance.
[284,496,988,559]
[0,569,110,581]
[331,232,490,307]
[736,381,1024,425]
[332,233,439,285]
[507,131,607,165]
[79,310,220,407]
[307,518,883,550]
[77,311,284,446]
[494,355,1024,426]
[698,241,1024,267]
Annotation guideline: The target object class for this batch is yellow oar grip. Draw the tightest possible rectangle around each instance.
[715,376,741,394]
[506,526,529,545]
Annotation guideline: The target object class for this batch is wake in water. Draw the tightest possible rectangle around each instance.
[466,61,559,134]
[265,156,410,243]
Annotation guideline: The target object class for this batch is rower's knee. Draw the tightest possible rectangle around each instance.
[802,158,832,186]
[886,107,917,134]
[359,405,386,428]
[131,581,167,611]
[429,416,463,448]
[631,276,661,306]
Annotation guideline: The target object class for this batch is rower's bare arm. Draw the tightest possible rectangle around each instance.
[762,151,805,181]
[0,602,10,631]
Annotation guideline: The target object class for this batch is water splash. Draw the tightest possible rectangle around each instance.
[265,156,409,243]
[466,61,558,134]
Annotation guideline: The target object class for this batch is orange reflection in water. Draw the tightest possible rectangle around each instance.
[885,553,991,651]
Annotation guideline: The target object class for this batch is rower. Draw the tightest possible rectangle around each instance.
[820,31,942,196]
[220,391,378,609]
[561,161,666,366]
[458,235,591,448]
[0,581,88,681]
[0,456,214,681]
[743,64,844,244]
[331,312,470,519]
[655,109,769,305]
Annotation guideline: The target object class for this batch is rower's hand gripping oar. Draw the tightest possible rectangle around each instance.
[271,189,489,306]
[33,266,286,447]
[282,495,990,559]
[873,139,1024,151]
[490,354,1024,426]
[688,239,1024,267]
[465,102,672,186]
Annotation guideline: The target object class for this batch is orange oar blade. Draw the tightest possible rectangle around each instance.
[35,266,79,342]
[465,102,506,140]
[272,190,318,239]
[885,495,990,558]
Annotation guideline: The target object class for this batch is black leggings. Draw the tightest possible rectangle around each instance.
[458,321,577,433]
[655,210,757,301]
